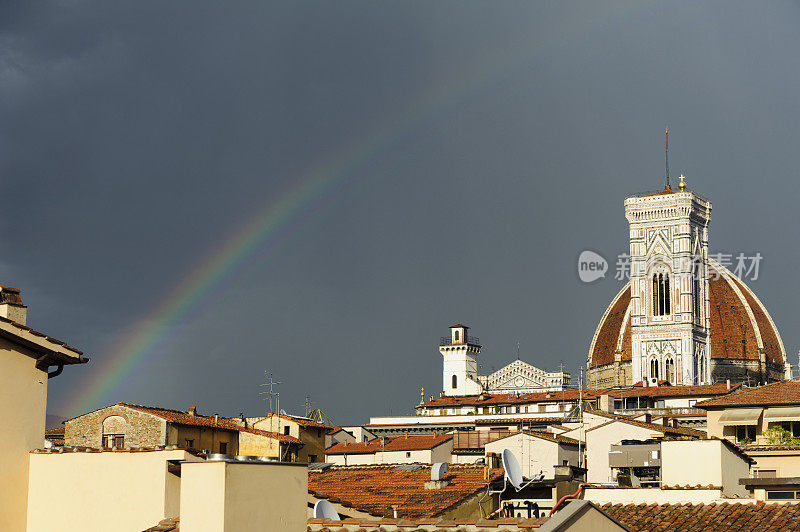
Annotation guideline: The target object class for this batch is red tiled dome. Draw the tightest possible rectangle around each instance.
[588,260,786,369]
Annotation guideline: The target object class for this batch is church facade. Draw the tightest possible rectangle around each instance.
[439,324,570,396]
[587,176,790,388]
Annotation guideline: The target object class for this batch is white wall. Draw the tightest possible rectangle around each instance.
[181,461,308,532]
[27,450,201,532]
[584,487,730,505]
[484,433,579,479]
[661,439,749,497]
[585,421,659,484]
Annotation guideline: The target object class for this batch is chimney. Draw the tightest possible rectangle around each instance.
[0,287,27,325]
[214,414,219,425]
[188,406,197,416]
[240,413,247,428]
[727,379,731,390]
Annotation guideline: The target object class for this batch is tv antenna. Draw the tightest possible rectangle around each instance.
[259,371,281,415]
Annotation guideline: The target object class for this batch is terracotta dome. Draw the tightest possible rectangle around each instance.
[588,259,786,369]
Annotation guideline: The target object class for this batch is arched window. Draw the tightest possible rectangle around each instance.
[665,358,675,384]
[652,273,672,316]
[650,359,659,381]
[102,415,127,448]
[452,374,458,389]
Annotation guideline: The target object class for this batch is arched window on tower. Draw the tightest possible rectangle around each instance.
[452,374,457,389]
[650,359,659,381]
[665,358,675,384]
[652,273,672,316]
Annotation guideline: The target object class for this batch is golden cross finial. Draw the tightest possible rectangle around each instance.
[679,174,686,191]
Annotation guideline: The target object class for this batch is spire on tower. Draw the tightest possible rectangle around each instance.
[665,127,670,190]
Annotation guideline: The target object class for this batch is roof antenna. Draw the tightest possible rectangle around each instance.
[665,127,670,190]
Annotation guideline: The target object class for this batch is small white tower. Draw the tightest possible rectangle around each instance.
[440,324,483,396]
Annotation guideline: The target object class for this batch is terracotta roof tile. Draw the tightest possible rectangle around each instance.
[326,434,452,455]
[589,262,787,368]
[600,502,800,531]
[696,380,800,408]
[308,464,504,518]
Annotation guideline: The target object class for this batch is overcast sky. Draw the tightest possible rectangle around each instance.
[2,1,800,425]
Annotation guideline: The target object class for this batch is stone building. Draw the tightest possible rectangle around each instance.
[587,176,789,388]
[63,402,303,459]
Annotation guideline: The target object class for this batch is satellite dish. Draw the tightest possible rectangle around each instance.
[501,449,534,491]
[313,500,340,520]
[431,462,448,481]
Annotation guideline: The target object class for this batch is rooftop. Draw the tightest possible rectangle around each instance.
[325,434,452,454]
[601,502,800,531]
[696,380,800,408]
[308,464,503,518]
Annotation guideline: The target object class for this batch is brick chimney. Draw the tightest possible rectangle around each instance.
[0,286,27,325]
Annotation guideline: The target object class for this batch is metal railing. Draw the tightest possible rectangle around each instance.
[440,336,480,346]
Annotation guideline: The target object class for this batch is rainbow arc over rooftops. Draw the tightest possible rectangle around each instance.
[62,5,646,415]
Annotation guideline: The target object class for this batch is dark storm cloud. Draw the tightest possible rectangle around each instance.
[2,1,799,424]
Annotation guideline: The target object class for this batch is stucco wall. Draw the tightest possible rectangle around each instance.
[0,341,47,532]
[662,439,749,497]
[26,449,200,532]
[585,422,658,484]
[167,425,239,454]
[485,433,560,478]
[239,430,281,457]
[180,461,308,532]
[749,451,800,477]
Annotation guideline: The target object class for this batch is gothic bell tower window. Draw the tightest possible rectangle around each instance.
[652,273,671,316]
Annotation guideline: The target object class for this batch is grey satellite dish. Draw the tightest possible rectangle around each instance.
[501,449,534,491]
[431,462,448,481]
[313,499,340,520]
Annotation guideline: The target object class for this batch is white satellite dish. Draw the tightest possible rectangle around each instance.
[501,449,534,491]
[313,499,340,520]
[431,462,448,481]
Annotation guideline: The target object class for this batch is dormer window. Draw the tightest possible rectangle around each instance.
[652,273,671,316]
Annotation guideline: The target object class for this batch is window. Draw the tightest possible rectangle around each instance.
[665,358,675,384]
[736,425,756,443]
[185,439,194,448]
[767,491,798,500]
[406,452,411,458]
[455,329,460,342]
[219,442,228,453]
[693,273,701,318]
[650,359,659,381]
[102,434,124,448]
[452,375,458,389]
[284,426,291,435]
[656,400,666,409]
[652,273,671,316]
[781,421,800,437]
[688,400,697,407]
[614,400,623,410]
[308,454,318,463]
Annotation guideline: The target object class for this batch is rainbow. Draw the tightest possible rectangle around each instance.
[63,5,646,416]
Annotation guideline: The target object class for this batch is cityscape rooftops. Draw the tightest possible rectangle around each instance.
[696,380,800,408]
